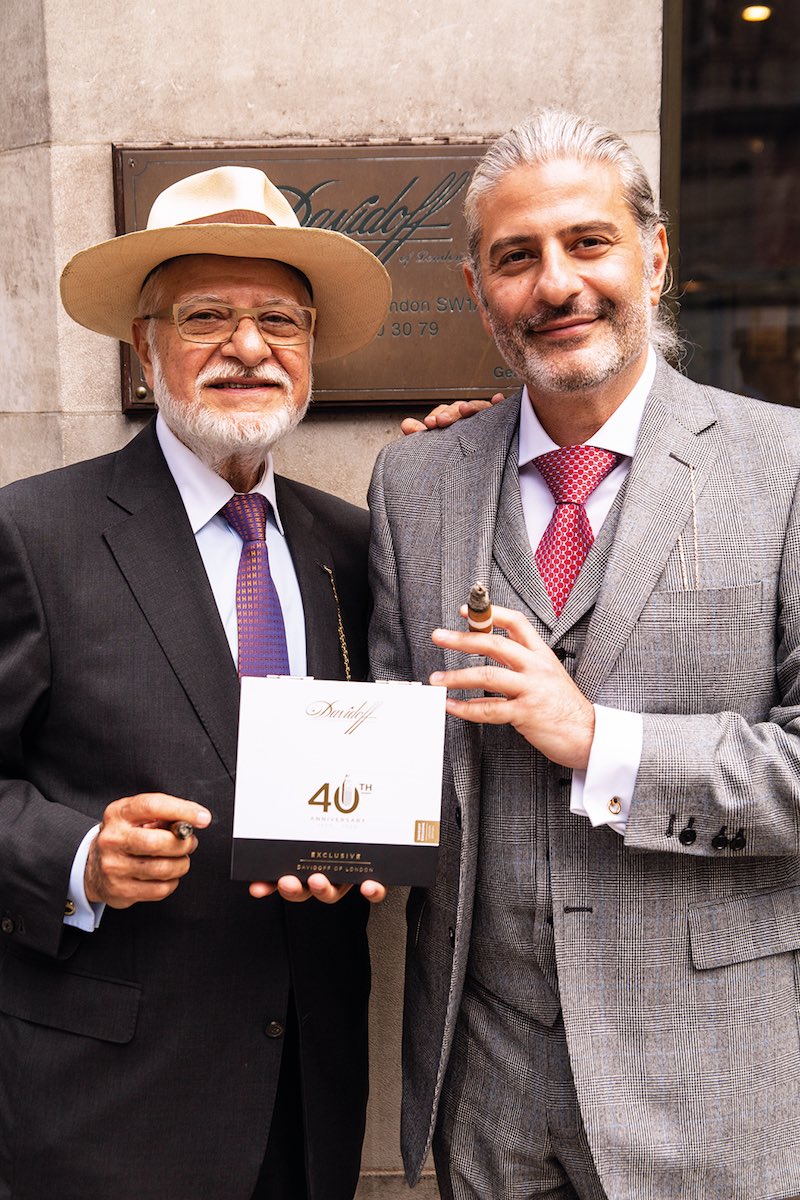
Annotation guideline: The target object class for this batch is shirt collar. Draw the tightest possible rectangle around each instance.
[155,412,285,535]
[518,346,657,466]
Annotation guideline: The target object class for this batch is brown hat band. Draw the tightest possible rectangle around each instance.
[179,209,277,226]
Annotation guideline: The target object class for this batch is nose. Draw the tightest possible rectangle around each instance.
[532,246,583,308]
[220,315,274,366]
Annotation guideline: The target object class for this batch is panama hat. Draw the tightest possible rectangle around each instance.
[59,165,391,362]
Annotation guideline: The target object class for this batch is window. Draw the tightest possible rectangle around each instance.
[665,0,800,406]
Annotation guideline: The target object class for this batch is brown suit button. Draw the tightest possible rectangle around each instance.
[1,918,14,935]
[678,818,697,846]
[64,900,77,916]
[265,1021,284,1038]
[729,828,746,851]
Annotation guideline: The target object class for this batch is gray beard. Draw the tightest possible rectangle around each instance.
[152,357,312,480]
[488,285,652,397]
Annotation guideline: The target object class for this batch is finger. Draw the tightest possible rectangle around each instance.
[306,874,354,904]
[443,695,517,725]
[117,825,200,859]
[249,881,278,898]
[115,793,212,831]
[400,417,426,436]
[457,603,548,650]
[431,627,544,674]
[276,875,313,902]
[123,852,193,882]
[429,663,521,699]
[457,400,491,417]
[490,392,506,404]
[360,880,387,904]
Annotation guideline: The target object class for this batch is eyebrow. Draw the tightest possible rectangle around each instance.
[488,221,622,259]
[175,294,302,306]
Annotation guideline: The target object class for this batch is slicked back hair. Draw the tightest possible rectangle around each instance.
[464,109,679,359]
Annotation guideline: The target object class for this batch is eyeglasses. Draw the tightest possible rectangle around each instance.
[144,301,317,347]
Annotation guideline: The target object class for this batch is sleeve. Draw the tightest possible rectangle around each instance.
[623,475,800,860]
[0,505,98,958]
[571,705,643,833]
[65,825,105,931]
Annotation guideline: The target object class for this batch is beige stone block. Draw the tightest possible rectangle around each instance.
[356,1173,439,1198]
[0,146,60,413]
[50,143,123,415]
[361,889,408,1172]
[60,411,148,467]
[0,2,50,151]
[273,408,406,508]
[42,0,662,146]
[0,413,64,485]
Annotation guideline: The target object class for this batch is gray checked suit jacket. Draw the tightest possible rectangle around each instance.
[368,358,800,1200]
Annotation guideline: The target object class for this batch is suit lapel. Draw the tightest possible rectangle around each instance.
[103,423,240,778]
[440,394,524,667]
[576,364,719,700]
[275,477,346,681]
[438,397,523,813]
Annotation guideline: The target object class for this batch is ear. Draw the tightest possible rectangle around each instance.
[649,225,670,306]
[131,319,156,390]
[463,263,494,340]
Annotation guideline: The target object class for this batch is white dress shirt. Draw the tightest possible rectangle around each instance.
[66,415,306,930]
[517,348,656,833]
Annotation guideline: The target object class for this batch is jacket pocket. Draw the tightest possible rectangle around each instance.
[0,949,140,1043]
[688,884,800,969]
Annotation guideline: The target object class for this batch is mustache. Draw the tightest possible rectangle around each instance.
[517,297,615,334]
[196,362,293,389]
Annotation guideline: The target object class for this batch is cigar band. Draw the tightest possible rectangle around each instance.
[468,613,494,631]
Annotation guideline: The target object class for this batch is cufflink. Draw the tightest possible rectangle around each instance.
[608,796,622,815]
[64,900,76,916]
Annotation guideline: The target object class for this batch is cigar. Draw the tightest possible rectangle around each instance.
[467,582,493,633]
[170,820,194,841]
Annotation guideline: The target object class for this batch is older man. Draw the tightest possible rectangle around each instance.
[369,111,800,1199]
[0,166,390,1200]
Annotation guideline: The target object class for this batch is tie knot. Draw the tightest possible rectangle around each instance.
[534,445,620,506]
[221,493,268,543]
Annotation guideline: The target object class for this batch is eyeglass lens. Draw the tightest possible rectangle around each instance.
[175,303,314,344]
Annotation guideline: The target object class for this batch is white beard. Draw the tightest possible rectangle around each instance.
[152,356,312,480]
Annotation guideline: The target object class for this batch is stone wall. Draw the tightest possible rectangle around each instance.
[0,1,664,1191]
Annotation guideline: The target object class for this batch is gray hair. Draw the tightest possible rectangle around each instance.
[464,109,680,361]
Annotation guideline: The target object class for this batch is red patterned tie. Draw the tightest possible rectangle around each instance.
[221,493,290,677]
[534,446,621,616]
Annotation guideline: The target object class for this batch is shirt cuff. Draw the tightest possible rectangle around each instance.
[570,705,643,834]
[65,824,106,931]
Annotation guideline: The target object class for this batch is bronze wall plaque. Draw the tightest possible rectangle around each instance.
[113,144,519,411]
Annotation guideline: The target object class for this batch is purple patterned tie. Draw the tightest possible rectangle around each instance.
[221,493,290,677]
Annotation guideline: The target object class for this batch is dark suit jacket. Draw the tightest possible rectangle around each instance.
[0,421,371,1200]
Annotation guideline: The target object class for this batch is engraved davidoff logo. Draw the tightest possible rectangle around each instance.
[305,699,380,735]
[281,172,470,264]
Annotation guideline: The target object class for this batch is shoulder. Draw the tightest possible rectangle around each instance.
[0,449,119,528]
[374,392,523,492]
[657,361,800,450]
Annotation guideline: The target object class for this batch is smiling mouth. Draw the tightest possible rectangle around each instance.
[535,316,599,335]
[207,380,280,389]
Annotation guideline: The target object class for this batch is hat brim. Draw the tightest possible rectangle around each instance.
[59,224,391,362]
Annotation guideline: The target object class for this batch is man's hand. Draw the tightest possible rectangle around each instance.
[84,793,212,908]
[429,605,595,769]
[400,393,507,436]
[249,875,387,905]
